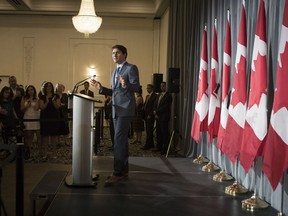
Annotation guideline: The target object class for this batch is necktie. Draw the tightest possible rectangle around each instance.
[145,94,150,109]
[114,67,120,85]
[157,93,163,107]
[146,94,150,103]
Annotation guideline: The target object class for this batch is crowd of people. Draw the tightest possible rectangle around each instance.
[0,76,71,160]
[131,82,173,155]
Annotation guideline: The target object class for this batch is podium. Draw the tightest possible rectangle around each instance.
[65,93,98,187]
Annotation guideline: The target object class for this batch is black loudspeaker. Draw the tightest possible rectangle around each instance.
[153,73,163,93]
[167,67,180,93]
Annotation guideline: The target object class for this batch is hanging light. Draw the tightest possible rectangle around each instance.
[72,0,102,38]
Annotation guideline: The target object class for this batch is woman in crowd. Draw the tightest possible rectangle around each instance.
[39,82,61,159]
[0,86,22,149]
[55,83,69,143]
[0,86,18,133]
[131,86,144,144]
[21,85,41,160]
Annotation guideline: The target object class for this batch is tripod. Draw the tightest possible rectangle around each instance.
[165,92,181,157]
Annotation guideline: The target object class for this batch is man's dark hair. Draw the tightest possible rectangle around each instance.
[112,45,127,57]
[147,84,154,89]
[84,81,89,85]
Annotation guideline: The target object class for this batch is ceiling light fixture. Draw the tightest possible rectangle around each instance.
[72,0,102,38]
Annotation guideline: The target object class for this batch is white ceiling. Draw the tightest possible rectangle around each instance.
[0,0,169,18]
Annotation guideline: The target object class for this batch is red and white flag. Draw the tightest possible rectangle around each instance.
[217,11,231,151]
[191,26,209,143]
[221,1,247,163]
[263,0,288,190]
[240,0,268,172]
[208,19,221,144]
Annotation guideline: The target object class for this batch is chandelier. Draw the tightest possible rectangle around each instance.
[72,0,102,38]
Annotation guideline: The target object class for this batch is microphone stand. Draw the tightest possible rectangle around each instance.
[71,75,96,94]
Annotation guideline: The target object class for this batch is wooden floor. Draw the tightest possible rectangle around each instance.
[42,156,278,216]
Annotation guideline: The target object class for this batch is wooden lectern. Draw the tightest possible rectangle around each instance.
[65,93,98,187]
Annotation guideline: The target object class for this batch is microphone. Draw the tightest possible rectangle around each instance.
[71,75,96,94]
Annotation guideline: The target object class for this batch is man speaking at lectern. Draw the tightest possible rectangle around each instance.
[90,44,140,187]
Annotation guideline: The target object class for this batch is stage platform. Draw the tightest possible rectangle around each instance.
[43,156,278,216]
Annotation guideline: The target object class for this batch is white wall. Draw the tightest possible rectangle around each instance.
[0,13,168,98]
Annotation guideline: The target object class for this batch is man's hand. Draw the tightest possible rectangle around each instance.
[90,79,102,90]
[119,76,126,88]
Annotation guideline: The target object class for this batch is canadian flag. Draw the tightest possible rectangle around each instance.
[208,19,221,144]
[221,1,247,163]
[217,11,231,151]
[191,26,209,143]
[262,0,288,190]
[240,0,267,173]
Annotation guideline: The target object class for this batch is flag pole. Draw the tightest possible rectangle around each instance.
[241,159,269,211]
[225,0,248,195]
[213,9,233,182]
[202,18,220,172]
[191,23,209,164]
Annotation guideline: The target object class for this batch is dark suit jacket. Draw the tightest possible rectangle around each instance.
[80,89,94,97]
[154,92,173,122]
[144,92,157,119]
[100,62,140,118]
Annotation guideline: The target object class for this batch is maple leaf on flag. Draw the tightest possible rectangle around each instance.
[208,19,221,144]
[240,0,268,172]
[221,1,247,163]
[263,0,288,188]
[191,27,209,143]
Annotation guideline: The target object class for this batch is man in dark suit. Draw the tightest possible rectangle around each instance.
[90,44,140,186]
[8,75,25,120]
[80,81,94,97]
[142,84,157,150]
[153,82,172,155]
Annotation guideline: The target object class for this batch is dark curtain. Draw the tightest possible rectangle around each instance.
[166,0,287,214]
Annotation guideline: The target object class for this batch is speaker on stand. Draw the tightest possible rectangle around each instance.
[152,73,163,93]
[167,68,180,94]
[166,68,181,157]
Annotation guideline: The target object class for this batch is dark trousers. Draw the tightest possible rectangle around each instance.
[113,116,133,176]
[145,117,155,148]
[109,118,114,147]
[155,120,170,153]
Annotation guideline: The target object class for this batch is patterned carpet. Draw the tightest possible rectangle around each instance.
[26,126,162,164]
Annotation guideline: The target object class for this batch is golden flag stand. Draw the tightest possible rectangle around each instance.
[225,160,248,196]
[193,154,209,164]
[213,152,233,181]
[202,142,220,172]
[241,160,269,211]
